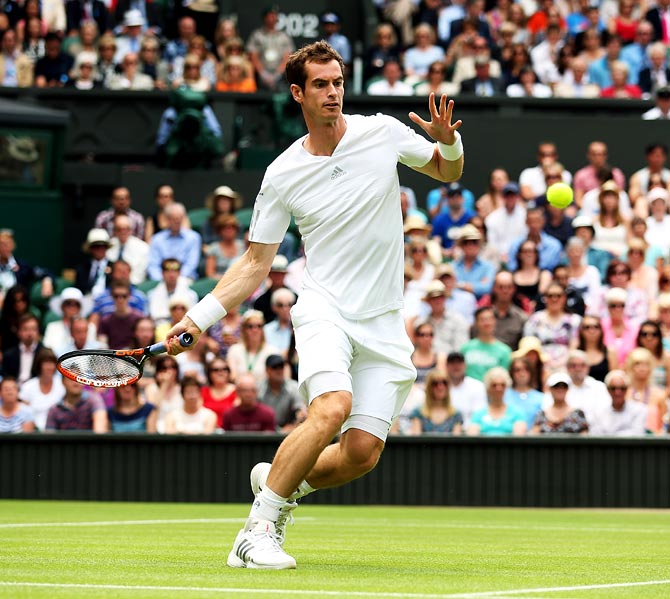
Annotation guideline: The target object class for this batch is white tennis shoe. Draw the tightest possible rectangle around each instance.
[226,519,297,570]
[250,462,298,547]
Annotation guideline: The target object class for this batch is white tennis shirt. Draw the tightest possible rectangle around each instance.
[249,113,435,319]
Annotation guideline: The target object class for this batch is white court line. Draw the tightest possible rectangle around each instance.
[376,521,668,535]
[0,517,315,529]
[0,580,669,598]
[0,518,663,535]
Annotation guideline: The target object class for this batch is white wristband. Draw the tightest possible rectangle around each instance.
[185,293,227,331]
[437,132,463,161]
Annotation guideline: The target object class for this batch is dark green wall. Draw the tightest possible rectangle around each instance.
[3,434,669,507]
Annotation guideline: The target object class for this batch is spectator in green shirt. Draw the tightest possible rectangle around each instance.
[461,306,512,381]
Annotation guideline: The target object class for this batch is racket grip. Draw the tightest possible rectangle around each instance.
[179,332,194,347]
[148,332,194,356]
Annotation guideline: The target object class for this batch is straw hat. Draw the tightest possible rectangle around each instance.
[511,336,549,362]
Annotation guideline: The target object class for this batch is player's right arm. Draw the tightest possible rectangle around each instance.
[165,241,280,353]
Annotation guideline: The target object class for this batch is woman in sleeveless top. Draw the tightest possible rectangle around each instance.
[409,368,463,434]
[636,320,670,393]
[512,239,552,312]
[625,348,667,434]
[164,375,217,434]
[201,357,238,429]
[411,321,446,386]
[144,355,183,433]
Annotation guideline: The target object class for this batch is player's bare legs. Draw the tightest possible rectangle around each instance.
[288,427,384,490]
[265,391,383,496]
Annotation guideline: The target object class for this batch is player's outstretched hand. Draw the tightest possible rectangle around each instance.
[409,93,462,145]
[165,318,201,355]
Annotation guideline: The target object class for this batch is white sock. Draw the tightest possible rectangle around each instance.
[293,480,317,500]
[249,486,288,523]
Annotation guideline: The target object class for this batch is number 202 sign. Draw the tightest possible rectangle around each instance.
[277,13,319,38]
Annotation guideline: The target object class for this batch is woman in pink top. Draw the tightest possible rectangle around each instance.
[601,287,640,367]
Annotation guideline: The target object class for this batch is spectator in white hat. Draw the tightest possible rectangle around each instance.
[644,187,670,252]
[74,228,112,297]
[532,370,589,434]
[43,287,94,352]
[114,9,146,63]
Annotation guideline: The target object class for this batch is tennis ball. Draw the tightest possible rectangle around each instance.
[547,182,574,209]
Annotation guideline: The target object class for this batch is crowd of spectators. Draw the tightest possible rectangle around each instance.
[1,2,670,437]
[1,133,670,437]
[1,0,669,115]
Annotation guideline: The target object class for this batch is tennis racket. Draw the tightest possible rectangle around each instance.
[57,332,194,388]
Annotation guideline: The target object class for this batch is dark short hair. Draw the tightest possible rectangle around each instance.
[447,351,465,363]
[34,348,57,373]
[180,374,201,394]
[285,40,344,90]
[645,142,668,155]
[44,32,62,44]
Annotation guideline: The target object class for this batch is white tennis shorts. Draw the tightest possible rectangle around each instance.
[291,291,417,441]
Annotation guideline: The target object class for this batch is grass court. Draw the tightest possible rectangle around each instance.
[1,501,669,598]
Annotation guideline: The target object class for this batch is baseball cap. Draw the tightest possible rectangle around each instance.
[266,354,285,369]
[657,85,670,99]
[599,180,620,195]
[547,371,571,388]
[502,182,520,195]
[648,187,669,205]
[321,12,340,24]
[445,182,463,196]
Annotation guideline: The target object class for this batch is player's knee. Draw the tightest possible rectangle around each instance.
[345,436,384,475]
[309,392,351,434]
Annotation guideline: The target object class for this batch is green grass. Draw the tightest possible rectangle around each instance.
[1,501,669,598]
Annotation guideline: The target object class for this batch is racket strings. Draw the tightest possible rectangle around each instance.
[59,354,140,386]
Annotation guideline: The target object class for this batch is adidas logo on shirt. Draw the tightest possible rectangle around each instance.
[330,166,345,180]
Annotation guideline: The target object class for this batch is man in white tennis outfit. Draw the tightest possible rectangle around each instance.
[166,41,464,569]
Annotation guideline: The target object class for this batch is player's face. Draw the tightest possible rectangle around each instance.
[293,60,344,123]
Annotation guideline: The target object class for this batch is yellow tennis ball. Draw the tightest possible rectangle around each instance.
[547,182,574,209]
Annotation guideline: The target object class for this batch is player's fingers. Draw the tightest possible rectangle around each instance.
[438,94,448,119]
[428,92,439,120]
[444,98,454,121]
[408,111,428,128]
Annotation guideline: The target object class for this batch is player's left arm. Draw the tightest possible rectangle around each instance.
[409,93,464,183]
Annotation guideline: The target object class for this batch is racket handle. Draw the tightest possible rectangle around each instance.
[148,332,195,356]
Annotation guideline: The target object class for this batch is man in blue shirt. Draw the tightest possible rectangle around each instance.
[588,34,635,88]
[320,13,351,69]
[620,22,654,85]
[147,202,201,281]
[452,223,496,299]
[506,207,563,272]
[430,183,475,258]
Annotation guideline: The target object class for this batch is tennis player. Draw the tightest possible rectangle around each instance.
[165,41,464,569]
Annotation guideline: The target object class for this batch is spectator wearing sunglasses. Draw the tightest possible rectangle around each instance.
[263,288,296,355]
[97,281,143,349]
[635,320,670,392]
[590,370,646,436]
[201,358,237,430]
[532,371,589,434]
